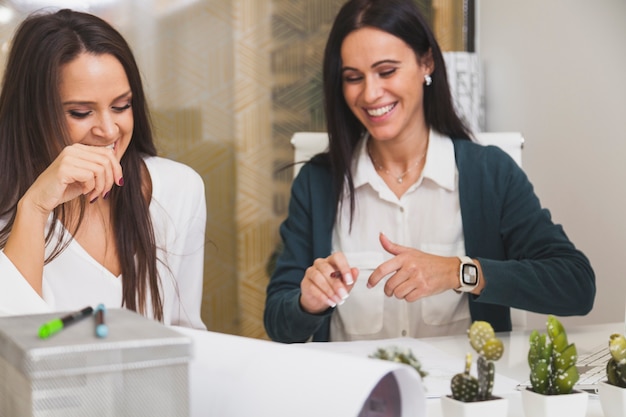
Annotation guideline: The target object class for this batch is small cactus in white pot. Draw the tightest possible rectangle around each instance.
[522,315,588,417]
[599,333,626,417]
[441,321,508,417]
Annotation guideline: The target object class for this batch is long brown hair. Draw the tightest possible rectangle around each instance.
[0,9,163,320]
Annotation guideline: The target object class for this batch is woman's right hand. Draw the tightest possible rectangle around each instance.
[4,143,123,295]
[22,143,123,215]
[300,252,359,314]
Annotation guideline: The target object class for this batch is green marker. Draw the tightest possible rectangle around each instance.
[38,306,94,339]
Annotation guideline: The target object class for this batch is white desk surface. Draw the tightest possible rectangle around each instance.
[420,321,621,417]
[181,321,621,417]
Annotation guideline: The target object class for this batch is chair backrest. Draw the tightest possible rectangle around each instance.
[291,131,524,177]
[289,130,527,329]
[290,132,331,178]
[474,132,524,167]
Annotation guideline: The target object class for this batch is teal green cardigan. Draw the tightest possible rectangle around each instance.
[264,139,595,343]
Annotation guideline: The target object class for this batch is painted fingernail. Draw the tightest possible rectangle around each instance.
[338,287,349,300]
[327,298,337,308]
[103,191,110,200]
[118,177,124,186]
[90,196,98,204]
[344,273,354,285]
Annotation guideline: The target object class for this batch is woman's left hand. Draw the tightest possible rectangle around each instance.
[367,232,461,301]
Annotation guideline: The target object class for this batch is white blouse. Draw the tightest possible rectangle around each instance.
[0,156,207,330]
[331,130,470,341]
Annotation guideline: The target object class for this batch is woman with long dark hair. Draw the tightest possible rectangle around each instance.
[265,0,594,343]
[0,9,206,329]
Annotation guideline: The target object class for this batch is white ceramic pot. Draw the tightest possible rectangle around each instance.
[440,395,508,417]
[521,388,588,417]
[599,380,626,417]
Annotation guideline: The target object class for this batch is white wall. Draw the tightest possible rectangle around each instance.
[477,0,626,329]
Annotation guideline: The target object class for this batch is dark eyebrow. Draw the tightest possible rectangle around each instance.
[341,59,401,73]
[62,90,132,106]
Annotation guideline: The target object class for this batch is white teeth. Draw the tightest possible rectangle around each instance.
[105,143,115,149]
[367,104,395,117]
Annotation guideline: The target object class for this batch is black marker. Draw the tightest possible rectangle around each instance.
[38,306,94,339]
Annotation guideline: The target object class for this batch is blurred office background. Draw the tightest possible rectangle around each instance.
[0,0,470,338]
[0,0,623,337]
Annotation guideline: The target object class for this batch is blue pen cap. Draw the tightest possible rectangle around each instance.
[96,324,108,338]
[95,304,108,338]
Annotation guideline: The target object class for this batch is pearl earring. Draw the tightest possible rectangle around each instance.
[424,74,432,86]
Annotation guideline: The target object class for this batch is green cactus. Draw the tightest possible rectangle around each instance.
[477,355,495,399]
[369,346,428,379]
[450,321,503,402]
[527,315,579,395]
[606,333,626,387]
[451,353,479,401]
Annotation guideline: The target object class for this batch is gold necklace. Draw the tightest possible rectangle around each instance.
[367,144,426,184]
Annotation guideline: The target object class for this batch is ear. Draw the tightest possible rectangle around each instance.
[419,48,435,75]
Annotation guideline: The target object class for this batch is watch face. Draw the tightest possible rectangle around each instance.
[461,264,478,286]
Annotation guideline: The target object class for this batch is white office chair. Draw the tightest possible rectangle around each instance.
[291,131,524,177]
[290,131,528,329]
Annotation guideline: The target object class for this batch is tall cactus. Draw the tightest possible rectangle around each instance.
[450,321,504,402]
[527,315,579,395]
[606,333,626,387]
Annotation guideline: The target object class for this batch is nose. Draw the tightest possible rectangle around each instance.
[91,112,119,139]
[363,75,383,103]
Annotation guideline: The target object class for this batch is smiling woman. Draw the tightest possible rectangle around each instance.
[263,0,595,344]
[0,9,207,330]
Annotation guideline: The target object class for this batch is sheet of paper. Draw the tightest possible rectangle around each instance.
[174,328,427,417]
[296,337,520,399]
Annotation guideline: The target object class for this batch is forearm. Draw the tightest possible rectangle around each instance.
[476,252,595,315]
[264,286,330,343]
[3,196,49,295]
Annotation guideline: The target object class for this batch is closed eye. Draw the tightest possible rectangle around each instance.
[68,110,91,119]
[380,68,397,78]
[112,102,131,112]
[344,74,363,83]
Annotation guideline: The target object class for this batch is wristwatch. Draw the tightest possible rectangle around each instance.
[456,256,479,293]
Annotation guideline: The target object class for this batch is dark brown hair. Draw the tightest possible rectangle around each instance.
[0,9,163,320]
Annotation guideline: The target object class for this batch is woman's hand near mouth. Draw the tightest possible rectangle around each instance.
[22,143,124,216]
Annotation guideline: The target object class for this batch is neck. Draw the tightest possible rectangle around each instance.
[367,134,429,184]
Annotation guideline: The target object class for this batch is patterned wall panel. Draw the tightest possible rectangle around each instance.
[433,0,466,51]
[233,0,274,338]
[266,0,346,340]
[148,1,239,335]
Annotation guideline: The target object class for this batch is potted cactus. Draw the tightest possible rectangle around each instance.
[369,345,428,379]
[599,333,626,417]
[522,315,588,417]
[440,321,508,417]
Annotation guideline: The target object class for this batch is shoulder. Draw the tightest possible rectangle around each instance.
[143,156,206,211]
[452,138,520,173]
[293,153,332,187]
[143,155,202,179]
[289,154,335,215]
[143,155,204,193]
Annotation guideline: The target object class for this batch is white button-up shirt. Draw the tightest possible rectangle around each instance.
[330,130,471,341]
